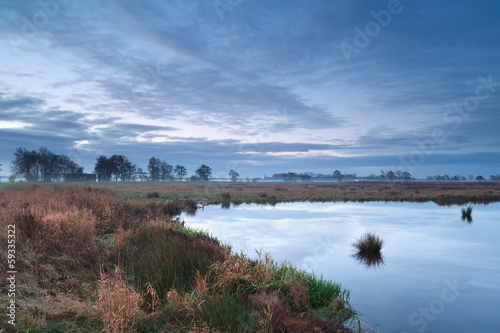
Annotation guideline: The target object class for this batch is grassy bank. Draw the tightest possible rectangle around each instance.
[0,184,357,332]
[91,181,500,206]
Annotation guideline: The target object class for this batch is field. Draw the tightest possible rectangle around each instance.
[94,181,500,206]
[2,181,498,332]
[0,183,357,332]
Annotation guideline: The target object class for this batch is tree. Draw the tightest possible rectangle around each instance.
[283,172,298,182]
[333,170,343,182]
[160,161,173,181]
[298,173,312,182]
[94,156,114,182]
[395,170,403,180]
[136,167,149,181]
[174,165,187,181]
[148,157,161,181]
[37,147,55,182]
[195,165,212,181]
[229,169,239,182]
[402,171,412,181]
[476,175,485,181]
[108,155,136,181]
[13,147,83,182]
[109,155,125,181]
[55,155,83,179]
[12,147,38,181]
[386,171,396,181]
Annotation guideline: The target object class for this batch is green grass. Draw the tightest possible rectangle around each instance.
[120,225,216,298]
[0,182,16,190]
[196,292,255,332]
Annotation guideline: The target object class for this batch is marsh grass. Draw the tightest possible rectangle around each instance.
[195,292,255,332]
[0,183,357,332]
[98,268,142,333]
[353,232,384,254]
[119,225,218,298]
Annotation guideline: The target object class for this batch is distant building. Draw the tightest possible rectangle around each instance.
[63,174,97,182]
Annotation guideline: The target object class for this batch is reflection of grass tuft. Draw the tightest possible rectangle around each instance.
[461,206,473,223]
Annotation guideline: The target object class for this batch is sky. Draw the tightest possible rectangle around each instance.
[1,0,499,179]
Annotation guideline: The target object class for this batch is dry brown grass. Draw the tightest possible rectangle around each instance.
[0,183,357,332]
[98,268,142,333]
[104,181,500,205]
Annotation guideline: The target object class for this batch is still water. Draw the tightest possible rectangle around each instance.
[181,202,500,333]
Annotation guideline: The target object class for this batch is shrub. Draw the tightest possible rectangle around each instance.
[146,192,160,199]
[221,192,231,201]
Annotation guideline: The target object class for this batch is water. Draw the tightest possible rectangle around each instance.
[181,202,500,333]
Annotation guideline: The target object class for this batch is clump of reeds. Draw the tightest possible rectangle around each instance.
[461,206,473,223]
[353,232,384,254]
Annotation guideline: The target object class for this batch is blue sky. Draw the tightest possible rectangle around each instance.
[1,0,499,179]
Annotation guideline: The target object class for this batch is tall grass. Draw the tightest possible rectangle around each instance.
[119,225,218,298]
[98,268,142,333]
[0,183,358,332]
[195,292,255,332]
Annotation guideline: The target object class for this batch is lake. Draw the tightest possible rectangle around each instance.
[181,201,500,333]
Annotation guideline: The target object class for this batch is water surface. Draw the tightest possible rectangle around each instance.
[182,202,500,333]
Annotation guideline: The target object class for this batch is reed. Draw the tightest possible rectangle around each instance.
[353,232,384,254]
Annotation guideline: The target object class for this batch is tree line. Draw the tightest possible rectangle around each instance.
[7,147,498,182]
[10,147,83,182]
[9,147,242,182]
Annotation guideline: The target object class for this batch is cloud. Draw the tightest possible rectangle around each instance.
[0,0,499,178]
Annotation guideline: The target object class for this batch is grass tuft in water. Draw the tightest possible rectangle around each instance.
[353,232,384,254]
